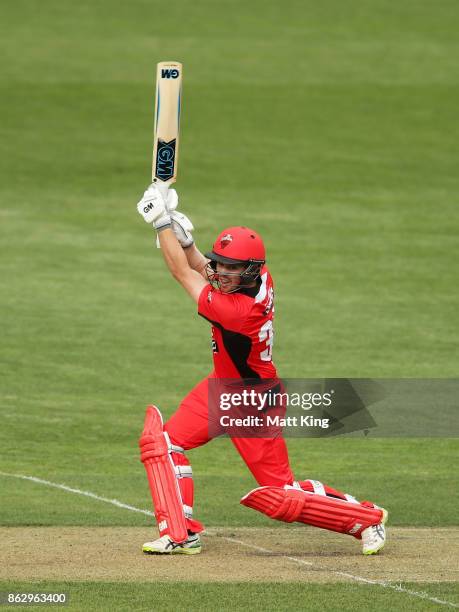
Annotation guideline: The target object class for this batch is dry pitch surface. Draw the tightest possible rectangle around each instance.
[2,527,457,584]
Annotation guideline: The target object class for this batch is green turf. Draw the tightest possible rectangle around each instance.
[1,0,458,609]
[0,582,457,611]
[0,438,457,526]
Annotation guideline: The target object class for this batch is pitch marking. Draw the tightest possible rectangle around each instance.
[0,471,154,517]
[223,537,458,608]
[1,471,457,609]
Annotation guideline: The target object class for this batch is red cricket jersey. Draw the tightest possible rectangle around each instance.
[197,266,277,379]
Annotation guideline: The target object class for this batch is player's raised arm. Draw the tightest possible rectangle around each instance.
[182,243,209,278]
[136,185,207,303]
[158,228,208,302]
[163,190,209,278]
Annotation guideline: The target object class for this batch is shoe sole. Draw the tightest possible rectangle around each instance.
[143,546,202,555]
[362,508,388,556]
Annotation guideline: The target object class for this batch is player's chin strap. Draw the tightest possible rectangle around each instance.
[139,406,193,543]
[240,485,383,539]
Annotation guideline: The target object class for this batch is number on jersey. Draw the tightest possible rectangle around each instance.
[259,320,274,361]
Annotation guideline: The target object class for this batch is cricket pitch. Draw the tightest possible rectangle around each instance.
[1,527,457,584]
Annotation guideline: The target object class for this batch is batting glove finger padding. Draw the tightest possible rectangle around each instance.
[166,188,179,212]
[171,211,194,247]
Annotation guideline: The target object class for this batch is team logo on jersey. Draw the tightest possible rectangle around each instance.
[220,234,233,249]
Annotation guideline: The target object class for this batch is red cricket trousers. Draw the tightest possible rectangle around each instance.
[165,375,295,485]
[164,375,357,533]
[160,374,382,537]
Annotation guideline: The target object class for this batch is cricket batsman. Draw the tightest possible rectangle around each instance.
[136,184,388,556]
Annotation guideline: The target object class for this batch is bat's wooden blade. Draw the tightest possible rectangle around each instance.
[152,61,182,189]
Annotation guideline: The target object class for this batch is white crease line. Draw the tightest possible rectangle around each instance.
[0,471,154,517]
[1,471,457,608]
[221,536,458,608]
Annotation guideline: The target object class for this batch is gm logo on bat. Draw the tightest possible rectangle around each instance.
[156,139,176,180]
[161,69,180,79]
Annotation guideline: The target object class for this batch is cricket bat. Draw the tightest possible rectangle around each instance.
[152,61,183,197]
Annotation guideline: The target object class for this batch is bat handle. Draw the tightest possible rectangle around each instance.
[154,180,170,200]
[153,180,171,251]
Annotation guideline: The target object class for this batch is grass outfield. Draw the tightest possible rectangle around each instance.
[1,582,458,611]
[1,439,457,527]
[1,0,458,610]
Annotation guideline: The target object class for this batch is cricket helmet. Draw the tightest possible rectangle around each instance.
[205,226,265,289]
[206,226,265,264]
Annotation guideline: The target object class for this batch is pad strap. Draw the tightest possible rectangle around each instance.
[175,465,193,478]
[344,493,358,504]
[306,479,326,495]
[183,504,193,519]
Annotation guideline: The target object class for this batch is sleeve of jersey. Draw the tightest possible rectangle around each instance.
[198,285,252,332]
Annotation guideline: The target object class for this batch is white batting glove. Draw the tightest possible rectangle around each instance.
[171,211,194,247]
[155,210,194,249]
[166,188,179,212]
[136,184,171,230]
